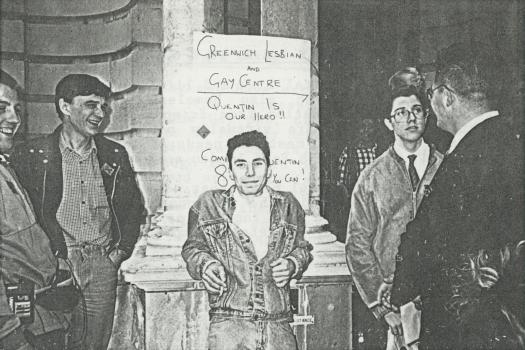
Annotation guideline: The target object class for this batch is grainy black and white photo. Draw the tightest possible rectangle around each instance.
[0,1,523,349]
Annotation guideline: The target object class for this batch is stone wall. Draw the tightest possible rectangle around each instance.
[0,0,163,215]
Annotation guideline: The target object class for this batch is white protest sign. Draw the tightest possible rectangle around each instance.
[163,32,311,209]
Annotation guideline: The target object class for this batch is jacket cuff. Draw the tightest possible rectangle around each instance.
[200,259,221,278]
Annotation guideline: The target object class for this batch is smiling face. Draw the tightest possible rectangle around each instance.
[385,94,427,145]
[0,83,21,153]
[60,94,107,139]
[229,145,269,196]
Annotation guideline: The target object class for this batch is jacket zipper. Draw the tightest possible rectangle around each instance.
[108,165,122,249]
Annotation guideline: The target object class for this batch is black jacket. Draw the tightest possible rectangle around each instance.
[391,116,524,349]
[11,126,145,259]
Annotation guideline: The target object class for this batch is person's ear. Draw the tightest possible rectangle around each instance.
[444,89,455,108]
[383,118,394,131]
[228,168,234,181]
[267,167,272,179]
[59,98,71,118]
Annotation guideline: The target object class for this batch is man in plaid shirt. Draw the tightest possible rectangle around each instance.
[12,74,145,350]
[337,118,379,194]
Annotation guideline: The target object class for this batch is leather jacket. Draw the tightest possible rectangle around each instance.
[182,186,313,320]
[10,126,145,258]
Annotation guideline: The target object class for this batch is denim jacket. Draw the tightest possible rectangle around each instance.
[182,186,313,320]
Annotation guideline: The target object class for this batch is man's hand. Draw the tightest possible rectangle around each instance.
[477,266,499,288]
[384,311,403,338]
[108,248,127,268]
[270,258,295,288]
[470,253,500,289]
[202,262,227,294]
[378,282,393,309]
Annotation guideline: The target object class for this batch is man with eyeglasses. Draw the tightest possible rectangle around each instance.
[391,42,524,349]
[11,74,145,350]
[346,67,443,350]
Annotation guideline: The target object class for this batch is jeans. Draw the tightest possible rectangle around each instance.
[208,316,298,350]
[67,244,118,350]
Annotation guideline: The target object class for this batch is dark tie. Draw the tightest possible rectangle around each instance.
[408,154,419,191]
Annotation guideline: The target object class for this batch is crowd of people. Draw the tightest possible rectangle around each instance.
[0,39,523,350]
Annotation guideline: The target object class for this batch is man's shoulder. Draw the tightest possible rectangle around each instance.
[193,189,227,207]
[362,148,396,174]
[12,133,56,161]
[461,117,518,157]
[268,187,301,205]
[16,133,53,150]
[94,135,128,154]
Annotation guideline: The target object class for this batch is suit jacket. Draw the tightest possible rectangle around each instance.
[391,116,524,349]
[10,126,146,259]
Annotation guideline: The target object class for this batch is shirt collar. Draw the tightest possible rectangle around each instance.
[59,131,97,156]
[232,185,270,205]
[447,110,499,154]
[393,139,429,162]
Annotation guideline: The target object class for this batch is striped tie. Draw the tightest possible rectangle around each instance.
[408,154,419,191]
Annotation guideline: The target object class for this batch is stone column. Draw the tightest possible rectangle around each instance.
[122,1,349,348]
[261,0,347,277]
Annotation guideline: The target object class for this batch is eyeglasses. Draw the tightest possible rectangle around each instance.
[426,84,455,100]
[390,105,426,123]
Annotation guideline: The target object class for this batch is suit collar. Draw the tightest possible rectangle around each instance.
[447,110,499,154]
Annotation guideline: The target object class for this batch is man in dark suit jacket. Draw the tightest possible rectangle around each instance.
[391,41,524,349]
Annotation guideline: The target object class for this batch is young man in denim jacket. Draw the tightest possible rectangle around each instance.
[182,130,312,350]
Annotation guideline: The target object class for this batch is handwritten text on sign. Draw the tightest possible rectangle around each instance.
[176,33,311,208]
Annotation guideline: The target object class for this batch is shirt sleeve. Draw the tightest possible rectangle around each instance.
[181,205,222,280]
[285,195,313,279]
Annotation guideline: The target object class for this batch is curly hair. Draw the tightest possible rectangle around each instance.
[226,130,270,169]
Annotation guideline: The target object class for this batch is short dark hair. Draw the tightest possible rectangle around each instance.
[434,41,500,104]
[386,85,427,120]
[387,67,428,119]
[0,70,23,96]
[226,130,270,169]
[55,74,111,120]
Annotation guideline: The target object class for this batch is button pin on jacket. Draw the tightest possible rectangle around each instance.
[101,163,115,176]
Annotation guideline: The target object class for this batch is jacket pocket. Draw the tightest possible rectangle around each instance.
[280,224,297,257]
[201,219,231,264]
[268,223,297,258]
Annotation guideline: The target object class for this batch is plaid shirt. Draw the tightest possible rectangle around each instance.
[56,137,111,247]
[338,144,377,188]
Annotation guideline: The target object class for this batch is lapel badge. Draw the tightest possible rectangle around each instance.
[424,184,432,197]
[101,163,115,176]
